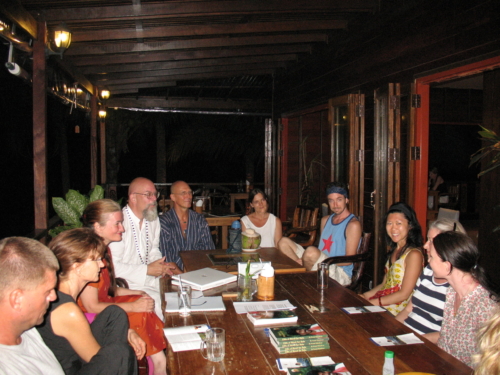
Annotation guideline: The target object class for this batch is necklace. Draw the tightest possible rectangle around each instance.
[125,206,149,265]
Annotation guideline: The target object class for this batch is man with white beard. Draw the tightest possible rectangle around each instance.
[109,177,181,320]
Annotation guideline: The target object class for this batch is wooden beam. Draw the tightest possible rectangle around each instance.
[66,34,327,56]
[81,54,298,74]
[71,45,311,67]
[107,97,270,111]
[89,63,284,81]
[72,21,348,43]
[100,119,107,184]
[107,81,177,91]
[32,21,47,230]
[52,58,95,95]
[42,1,377,22]
[0,0,38,39]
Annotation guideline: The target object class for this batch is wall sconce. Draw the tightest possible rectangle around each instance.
[99,110,107,121]
[0,20,7,32]
[46,23,72,59]
[100,89,110,100]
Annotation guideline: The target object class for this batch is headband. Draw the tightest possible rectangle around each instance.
[326,186,348,198]
[388,202,413,221]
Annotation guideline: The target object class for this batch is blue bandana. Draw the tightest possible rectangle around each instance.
[326,186,348,198]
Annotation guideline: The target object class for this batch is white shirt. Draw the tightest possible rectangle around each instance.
[109,205,164,319]
[0,328,65,375]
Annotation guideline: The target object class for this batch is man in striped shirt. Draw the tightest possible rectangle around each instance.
[159,181,215,270]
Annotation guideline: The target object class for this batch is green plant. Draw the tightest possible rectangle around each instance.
[238,260,257,301]
[470,126,500,232]
[49,185,104,237]
[469,126,500,177]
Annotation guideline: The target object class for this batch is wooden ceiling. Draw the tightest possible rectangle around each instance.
[7,0,378,114]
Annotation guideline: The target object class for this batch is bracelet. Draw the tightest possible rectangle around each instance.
[378,296,383,306]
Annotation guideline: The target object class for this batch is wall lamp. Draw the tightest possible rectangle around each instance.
[46,23,72,59]
[99,110,107,120]
[100,89,110,100]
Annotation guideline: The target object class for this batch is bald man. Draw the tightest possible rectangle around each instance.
[159,181,215,270]
[109,177,181,320]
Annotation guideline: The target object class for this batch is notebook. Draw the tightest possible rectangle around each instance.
[171,267,237,290]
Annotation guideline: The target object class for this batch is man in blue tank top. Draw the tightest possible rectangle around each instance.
[277,182,361,286]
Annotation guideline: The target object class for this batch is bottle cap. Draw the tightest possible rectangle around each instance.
[384,351,394,358]
[260,263,274,277]
[231,220,241,229]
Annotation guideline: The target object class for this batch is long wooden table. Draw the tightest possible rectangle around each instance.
[161,272,473,375]
[180,248,306,274]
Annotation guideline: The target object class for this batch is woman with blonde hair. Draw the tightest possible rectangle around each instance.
[37,228,144,374]
[474,308,500,374]
[80,199,167,375]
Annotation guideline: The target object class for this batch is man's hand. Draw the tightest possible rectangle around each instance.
[147,257,167,277]
[164,262,183,276]
[127,329,146,360]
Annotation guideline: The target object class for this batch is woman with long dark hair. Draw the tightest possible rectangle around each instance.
[240,188,282,247]
[360,202,424,315]
[430,231,499,367]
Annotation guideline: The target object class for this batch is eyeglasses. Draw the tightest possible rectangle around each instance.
[133,191,160,199]
[172,191,193,197]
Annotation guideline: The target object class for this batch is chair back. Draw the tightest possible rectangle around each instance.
[285,205,319,247]
[437,207,459,221]
[349,232,371,291]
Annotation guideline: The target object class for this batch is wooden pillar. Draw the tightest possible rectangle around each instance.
[100,118,107,184]
[33,21,48,231]
[90,90,98,187]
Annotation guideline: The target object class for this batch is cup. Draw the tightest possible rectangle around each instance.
[177,285,192,316]
[317,263,329,289]
[237,276,256,302]
[200,328,225,362]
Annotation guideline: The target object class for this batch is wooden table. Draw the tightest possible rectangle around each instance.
[229,193,249,213]
[205,215,240,249]
[161,272,473,375]
[179,248,306,274]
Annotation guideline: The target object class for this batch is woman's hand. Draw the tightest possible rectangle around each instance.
[131,295,155,313]
[128,329,146,360]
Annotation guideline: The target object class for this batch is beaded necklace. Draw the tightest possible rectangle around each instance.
[125,206,149,265]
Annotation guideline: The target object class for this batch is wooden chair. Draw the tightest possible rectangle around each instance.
[321,232,371,292]
[283,206,319,247]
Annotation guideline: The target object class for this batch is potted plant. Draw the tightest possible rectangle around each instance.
[238,260,256,302]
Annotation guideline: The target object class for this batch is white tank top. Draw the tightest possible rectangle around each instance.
[241,214,277,247]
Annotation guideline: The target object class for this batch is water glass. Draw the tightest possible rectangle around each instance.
[317,263,329,289]
[178,285,192,316]
[237,276,256,302]
[200,328,225,362]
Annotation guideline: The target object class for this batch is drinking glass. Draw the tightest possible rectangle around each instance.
[178,285,192,316]
[237,276,256,302]
[317,263,329,289]
[200,328,225,362]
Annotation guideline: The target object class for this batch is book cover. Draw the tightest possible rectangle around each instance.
[270,334,329,348]
[286,363,351,374]
[276,356,335,372]
[270,337,330,354]
[342,306,386,314]
[247,309,298,326]
[270,324,327,342]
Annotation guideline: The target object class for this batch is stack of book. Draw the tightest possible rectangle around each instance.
[269,324,330,354]
[247,309,298,326]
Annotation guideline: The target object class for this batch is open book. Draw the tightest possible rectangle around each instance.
[163,324,209,352]
[370,333,424,346]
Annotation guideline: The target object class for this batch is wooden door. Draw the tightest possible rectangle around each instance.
[372,83,403,283]
[328,94,365,221]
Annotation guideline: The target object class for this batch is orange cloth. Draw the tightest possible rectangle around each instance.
[78,250,166,357]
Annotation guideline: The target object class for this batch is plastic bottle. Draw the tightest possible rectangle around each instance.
[382,350,395,375]
[257,264,275,300]
[227,220,242,254]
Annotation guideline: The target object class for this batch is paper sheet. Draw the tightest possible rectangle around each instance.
[233,300,296,314]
